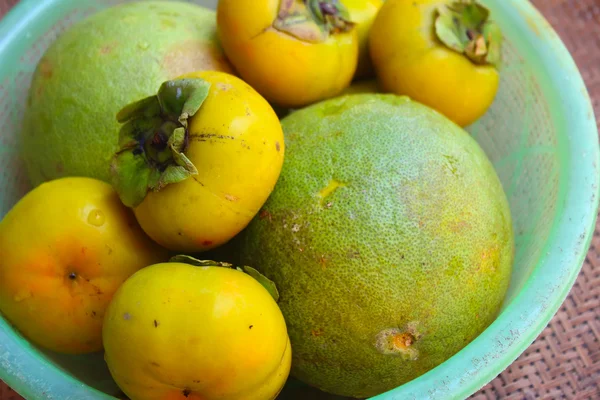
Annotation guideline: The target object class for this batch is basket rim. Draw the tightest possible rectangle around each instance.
[0,0,598,399]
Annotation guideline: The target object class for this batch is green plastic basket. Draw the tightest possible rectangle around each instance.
[0,0,598,399]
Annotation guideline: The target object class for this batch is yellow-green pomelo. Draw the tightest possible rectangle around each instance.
[22,1,233,186]
[237,94,514,398]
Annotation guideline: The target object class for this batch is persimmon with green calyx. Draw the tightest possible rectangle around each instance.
[217,0,359,108]
[344,0,383,79]
[103,255,291,400]
[370,0,503,126]
[0,177,167,354]
[110,71,285,253]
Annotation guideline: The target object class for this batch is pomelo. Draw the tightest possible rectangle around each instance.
[237,94,514,398]
[22,1,233,186]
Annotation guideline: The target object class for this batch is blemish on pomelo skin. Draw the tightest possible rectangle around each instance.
[276,141,281,152]
[379,94,411,106]
[375,327,421,360]
[123,312,132,320]
[443,154,460,177]
[202,240,213,246]
[318,255,327,269]
[320,99,351,116]
[347,249,361,259]
[319,179,346,205]
[259,209,273,221]
[478,244,501,273]
[100,44,114,55]
[449,219,469,233]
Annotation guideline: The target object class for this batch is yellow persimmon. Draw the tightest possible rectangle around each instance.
[111,71,284,252]
[0,177,166,354]
[370,0,502,126]
[103,258,291,400]
[217,0,359,108]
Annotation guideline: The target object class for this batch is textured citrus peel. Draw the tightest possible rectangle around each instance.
[273,0,355,43]
[435,0,503,66]
[170,255,280,302]
[110,78,211,208]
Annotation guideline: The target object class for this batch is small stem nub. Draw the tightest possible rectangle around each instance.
[435,0,502,66]
[110,79,211,208]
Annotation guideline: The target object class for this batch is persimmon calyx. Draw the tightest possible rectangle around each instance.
[110,78,211,208]
[273,0,354,43]
[435,0,502,66]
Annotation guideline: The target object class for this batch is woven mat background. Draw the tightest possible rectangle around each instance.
[1,0,599,399]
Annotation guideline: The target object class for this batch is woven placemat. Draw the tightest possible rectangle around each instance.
[1,0,599,399]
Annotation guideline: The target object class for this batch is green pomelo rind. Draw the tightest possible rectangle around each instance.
[22,1,232,186]
[238,94,514,398]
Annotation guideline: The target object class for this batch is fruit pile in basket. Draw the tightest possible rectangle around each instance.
[0,0,514,399]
